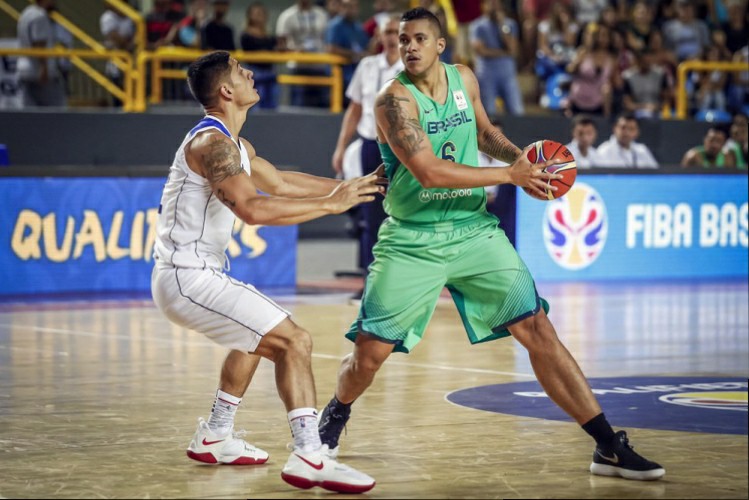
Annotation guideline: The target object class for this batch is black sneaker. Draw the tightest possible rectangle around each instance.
[590,431,665,481]
[318,398,351,459]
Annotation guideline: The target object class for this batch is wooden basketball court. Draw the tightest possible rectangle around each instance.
[0,280,746,499]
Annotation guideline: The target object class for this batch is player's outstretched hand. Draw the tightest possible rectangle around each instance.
[327,173,384,214]
[508,145,564,199]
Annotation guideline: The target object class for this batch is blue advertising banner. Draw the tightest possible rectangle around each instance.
[0,178,297,295]
[516,174,748,281]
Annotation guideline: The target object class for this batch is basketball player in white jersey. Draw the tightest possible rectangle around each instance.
[151,51,379,493]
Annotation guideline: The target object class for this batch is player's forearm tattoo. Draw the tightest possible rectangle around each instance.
[480,128,522,164]
[203,137,242,208]
[376,93,426,158]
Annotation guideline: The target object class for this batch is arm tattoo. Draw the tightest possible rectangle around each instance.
[203,137,243,208]
[480,128,522,164]
[376,93,427,159]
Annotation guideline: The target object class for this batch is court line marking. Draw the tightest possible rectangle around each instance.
[0,323,536,379]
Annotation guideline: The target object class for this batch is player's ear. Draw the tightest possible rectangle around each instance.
[218,82,233,100]
[437,37,446,55]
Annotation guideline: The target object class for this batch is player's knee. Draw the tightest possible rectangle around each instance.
[351,353,385,376]
[510,313,559,351]
[287,327,313,358]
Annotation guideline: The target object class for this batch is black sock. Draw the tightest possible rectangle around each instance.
[582,413,616,446]
[330,395,352,412]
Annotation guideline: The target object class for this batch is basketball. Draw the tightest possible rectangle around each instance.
[523,140,577,200]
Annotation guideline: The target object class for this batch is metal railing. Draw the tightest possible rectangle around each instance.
[136,48,348,113]
[676,60,749,119]
[0,47,133,109]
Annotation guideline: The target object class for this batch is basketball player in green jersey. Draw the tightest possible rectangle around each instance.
[319,8,665,481]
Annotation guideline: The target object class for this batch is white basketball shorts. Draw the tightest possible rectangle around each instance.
[151,266,290,352]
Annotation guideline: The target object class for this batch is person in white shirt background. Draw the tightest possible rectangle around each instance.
[331,13,404,300]
[565,114,604,168]
[596,113,659,168]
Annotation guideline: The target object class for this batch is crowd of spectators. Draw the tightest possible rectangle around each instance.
[5,0,749,124]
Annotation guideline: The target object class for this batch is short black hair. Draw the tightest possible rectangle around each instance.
[707,125,728,137]
[572,114,597,130]
[187,51,232,107]
[617,112,638,124]
[401,7,443,37]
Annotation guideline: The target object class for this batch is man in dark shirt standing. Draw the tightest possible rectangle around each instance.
[202,0,235,51]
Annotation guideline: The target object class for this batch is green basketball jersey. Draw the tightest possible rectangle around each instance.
[378,63,486,224]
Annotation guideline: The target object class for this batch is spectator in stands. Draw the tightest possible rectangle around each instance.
[622,48,672,119]
[722,0,749,54]
[362,0,393,40]
[520,0,561,71]
[16,0,66,107]
[451,0,482,65]
[727,44,748,113]
[625,1,662,54]
[655,0,679,27]
[146,0,183,50]
[662,0,710,61]
[326,0,369,93]
[100,1,136,106]
[695,43,729,112]
[470,0,524,116]
[276,0,330,108]
[201,0,235,51]
[573,0,609,26]
[324,0,342,19]
[168,0,208,49]
[597,113,659,168]
[535,3,579,82]
[566,114,604,168]
[565,23,618,118]
[681,125,732,167]
[241,2,284,110]
[723,113,748,168]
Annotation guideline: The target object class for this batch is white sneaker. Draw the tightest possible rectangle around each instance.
[186,418,269,465]
[281,446,375,494]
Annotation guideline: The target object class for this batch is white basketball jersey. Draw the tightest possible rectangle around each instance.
[153,115,251,270]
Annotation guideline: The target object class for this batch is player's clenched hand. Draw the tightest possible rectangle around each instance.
[326,173,384,214]
[507,145,563,199]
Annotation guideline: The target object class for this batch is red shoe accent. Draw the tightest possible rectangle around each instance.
[294,454,324,470]
[281,473,375,494]
[186,450,217,464]
[202,438,225,446]
[226,455,269,465]
[281,472,317,490]
[321,480,376,494]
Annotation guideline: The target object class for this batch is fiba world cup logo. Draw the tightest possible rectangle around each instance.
[543,182,607,270]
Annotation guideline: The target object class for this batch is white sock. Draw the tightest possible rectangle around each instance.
[288,408,322,453]
[207,389,241,437]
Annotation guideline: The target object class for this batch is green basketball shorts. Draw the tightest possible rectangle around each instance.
[346,213,549,353]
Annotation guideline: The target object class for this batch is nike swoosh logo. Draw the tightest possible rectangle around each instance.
[202,438,225,446]
[597,450,619,464]
[295,454,324,470]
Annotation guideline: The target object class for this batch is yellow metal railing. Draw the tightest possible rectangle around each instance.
[2,0,134,108]
[136,48,348,113]
[0,47,134,109]
[677,60,749,119]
